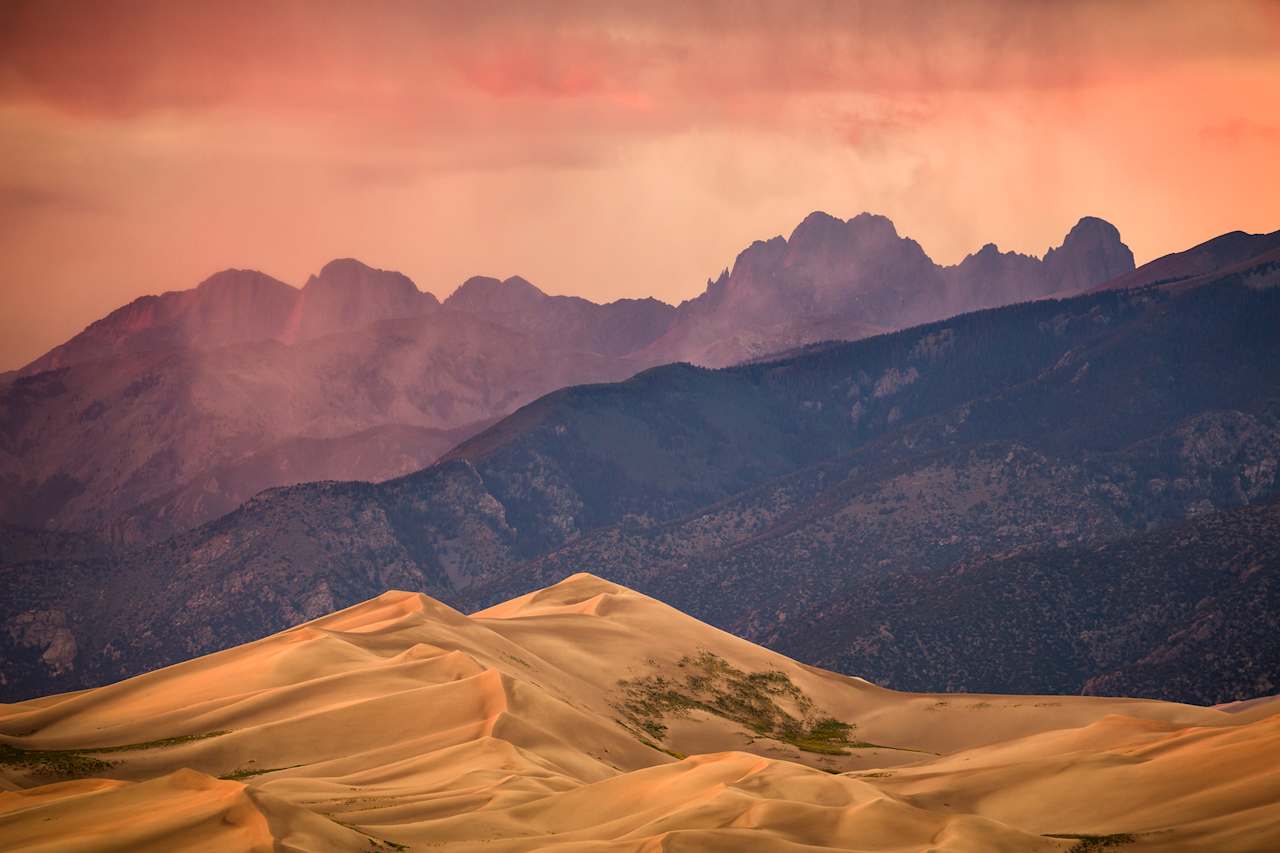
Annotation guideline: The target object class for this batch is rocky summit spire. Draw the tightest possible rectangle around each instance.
[297,258,436,337]
[1042,216,1135,293]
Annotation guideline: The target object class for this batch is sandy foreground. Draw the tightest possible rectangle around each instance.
[1,573,1276,852]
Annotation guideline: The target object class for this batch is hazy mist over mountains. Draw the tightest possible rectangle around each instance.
[4,214,1280,709]
[5,3,1280,850]
[5,182,1280,853]
[0,211,1135,543]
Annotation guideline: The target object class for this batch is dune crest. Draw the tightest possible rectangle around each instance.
[2,574,1277,851]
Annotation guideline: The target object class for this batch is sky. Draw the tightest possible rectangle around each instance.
[1,0,1278,370]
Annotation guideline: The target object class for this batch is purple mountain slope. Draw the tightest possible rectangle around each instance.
[2,212,1137,540]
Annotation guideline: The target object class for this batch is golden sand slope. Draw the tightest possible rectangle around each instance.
[1,573,1276,851]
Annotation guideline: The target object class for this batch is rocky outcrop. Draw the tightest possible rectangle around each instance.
[20,269,298,375]
[296,258,436,339]
[1042,216,1135,293]
[18,259,441,376]
[444,275,678,358]
[5,609,77,678]
[642,212,1133,367]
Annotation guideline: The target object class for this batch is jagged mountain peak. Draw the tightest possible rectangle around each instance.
[700,210,937,326]
[1053,215,1130,262]
[294,258,437,339]
[787,210,845,242]
[1042,216,1135,292]
[498,275,548,301]
[194,267,294,295]
[1062,214,1122,240]
[304,257,430,301]
[604,295,674,309]
[642,209,1138,368]
[444,274,552,312]
[725,211,916,285]
[18,266,301,375]
[951,241,1039,270]
[787,210,903,248]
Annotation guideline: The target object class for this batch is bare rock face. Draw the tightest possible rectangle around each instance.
[20,269,299,375]
[20,259,441,376]
[642,211,1132,368]
[444,276,678,359]
[1042,216,1136,294]
[297,258,436,339]
[946,243,1046,309]
[945,218,1135,310]
[445,275,550,314]
[4,257,674,541]
[640,212,945,368]
[0,212,1140,541]
[6,610,76,677]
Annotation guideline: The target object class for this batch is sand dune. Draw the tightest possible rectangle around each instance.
[2,573,1276,851]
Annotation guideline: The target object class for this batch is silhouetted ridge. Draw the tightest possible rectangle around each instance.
[444,275,551,312]
[1043,215,1135,292]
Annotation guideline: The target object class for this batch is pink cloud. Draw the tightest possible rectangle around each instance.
[4,0,1275,134]
[1201,119,1280,145]
[0,0,1277,372]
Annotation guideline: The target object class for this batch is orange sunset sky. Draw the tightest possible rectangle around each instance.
[1,0,1278,370]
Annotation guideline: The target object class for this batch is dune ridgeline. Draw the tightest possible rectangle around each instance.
[0,573,1276,852]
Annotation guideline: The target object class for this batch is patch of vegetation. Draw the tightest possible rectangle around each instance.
[632,735,686,760]
[1043,833,1137,852]
[502,652,532,668]
[219,763,303,781]
[0,743,115,777]
[0,731,229,779]
[613,651,901,756]
[333,819,409,851]
[76,731,230,754]
[781,717,859,755]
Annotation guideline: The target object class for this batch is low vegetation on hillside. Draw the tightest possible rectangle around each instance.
[0,731,227,779]
[613,651,882,755]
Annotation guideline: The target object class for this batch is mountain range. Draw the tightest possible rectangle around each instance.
[0,213,1134,543]
[3,227,1277,705]
[2,574,1276,851]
